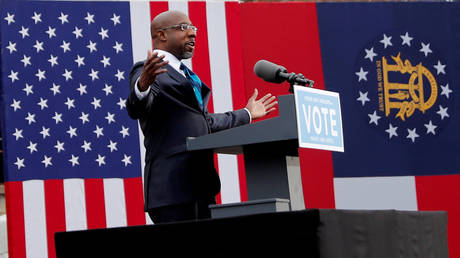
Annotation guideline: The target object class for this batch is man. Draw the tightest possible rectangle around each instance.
[126,10,277,223]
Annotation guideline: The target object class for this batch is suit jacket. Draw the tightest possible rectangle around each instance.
[126,61,250,210]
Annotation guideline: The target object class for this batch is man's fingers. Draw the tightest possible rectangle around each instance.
[265,101,278,110]
[258,93,272,103]
[144,56,167,73]
[144,51,161,67]
[153,68,168,76]
[266,107,276,114]
[262,95,276,105]
[250,88,258,101]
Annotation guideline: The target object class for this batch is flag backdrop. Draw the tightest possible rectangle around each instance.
[2,1,460,258]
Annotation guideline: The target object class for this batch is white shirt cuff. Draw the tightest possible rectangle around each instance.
[243,108,252,123]
[134,77,150,100]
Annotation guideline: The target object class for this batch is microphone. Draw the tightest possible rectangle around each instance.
[253,60,314,89]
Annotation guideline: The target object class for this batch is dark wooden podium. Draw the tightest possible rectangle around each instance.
[187,94,305,216]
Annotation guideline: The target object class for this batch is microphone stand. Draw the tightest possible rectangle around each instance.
[285,73,315,93]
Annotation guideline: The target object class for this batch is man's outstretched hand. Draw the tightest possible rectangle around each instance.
[138,50,169,92]
[245,88,278,120]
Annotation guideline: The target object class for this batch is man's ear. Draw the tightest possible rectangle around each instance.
[156,30,167,42]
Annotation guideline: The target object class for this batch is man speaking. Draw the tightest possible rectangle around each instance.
[126,10,277,223]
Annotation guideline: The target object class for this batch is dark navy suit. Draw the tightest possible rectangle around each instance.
[126,62,250,212]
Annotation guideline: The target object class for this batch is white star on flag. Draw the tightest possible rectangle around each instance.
[13,128,24,141]
[105,112,116,124]
[23,83,33,95]
[111,13,121,26]
[420,42,432,57]
[14,157,25,170]
[58,12,69,24]
[437,105,449,120]
[93,125,104,138]
[69,155,80,167]
[10,99,21,111]
[18,26,30,38]
[6,41,17,53]
[21,55,32,67]
[95,154,106,166]
[54,140,65,153]
[50,83,61,95]
[98,27,109,40]
[120,126,130,138]
[79,112,90,124]
[27,141,38,154]
[440,84,452,99]
[33,40,44,53]
[357,91,370,106]
[37,98,48,110]
[46,26,56,38]
[31,12,42,24]
[48,54,59,67]
[115,69,125,81]
[4,12,15,25]
[364,47,377,62]
[35,69,46,81]
[385,123,398,139]
[424,120,437,135]
[89,69,99,81]
[355,67,368,82]
[25,112,36,125]
[77,84,87,95]
[122,154,132,167]
[72,26,83,39]
[433,61,446,75]
[40,126,51,139]
[107,140,118,152]
[87,40,97,52]
[81,140,92,152]
[84,12,95,24]
[406,128,419,143]
[113,41,123,53]
[380,34,392,48]
[75,55,85,67]
[41,155,53,167]
[66,126,77,138]
[400,32,413,46]
[60,40,71,53]
[8,70,19,83]
[62,69,73,81]
[368,111,381,125]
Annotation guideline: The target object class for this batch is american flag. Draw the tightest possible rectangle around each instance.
[2,3,140,179]
[1,2,147,258]
[2,1,250,257]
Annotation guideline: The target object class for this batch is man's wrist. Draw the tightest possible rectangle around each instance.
[135,77,150,100]
[243,108,252,123]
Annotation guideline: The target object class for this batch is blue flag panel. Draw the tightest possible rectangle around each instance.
[317,3,460,177]
[1,1,142,181]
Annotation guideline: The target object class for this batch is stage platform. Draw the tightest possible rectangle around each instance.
[55,209,448,257]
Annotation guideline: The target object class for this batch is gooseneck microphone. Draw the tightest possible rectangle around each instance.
[253,60,314,91]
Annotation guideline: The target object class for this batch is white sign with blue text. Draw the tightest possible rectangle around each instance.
[294,85,344,152]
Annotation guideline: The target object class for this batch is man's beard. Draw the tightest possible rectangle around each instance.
[180,50,193,60]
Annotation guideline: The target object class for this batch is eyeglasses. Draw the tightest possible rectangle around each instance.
[160,23,198,32]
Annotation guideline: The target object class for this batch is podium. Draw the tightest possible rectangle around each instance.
[187,94,305,216]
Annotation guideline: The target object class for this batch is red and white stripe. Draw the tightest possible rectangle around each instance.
[5,177,145,258]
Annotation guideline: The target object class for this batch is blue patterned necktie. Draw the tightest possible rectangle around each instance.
[180,63,203,109]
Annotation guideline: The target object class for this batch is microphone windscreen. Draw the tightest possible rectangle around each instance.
[253,60,286,84]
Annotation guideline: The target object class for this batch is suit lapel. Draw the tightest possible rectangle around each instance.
[165,64,210,112]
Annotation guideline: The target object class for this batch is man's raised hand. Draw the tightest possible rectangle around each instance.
[138,50,169,91]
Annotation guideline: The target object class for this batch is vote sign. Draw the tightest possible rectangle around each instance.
[294,85,344,152]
